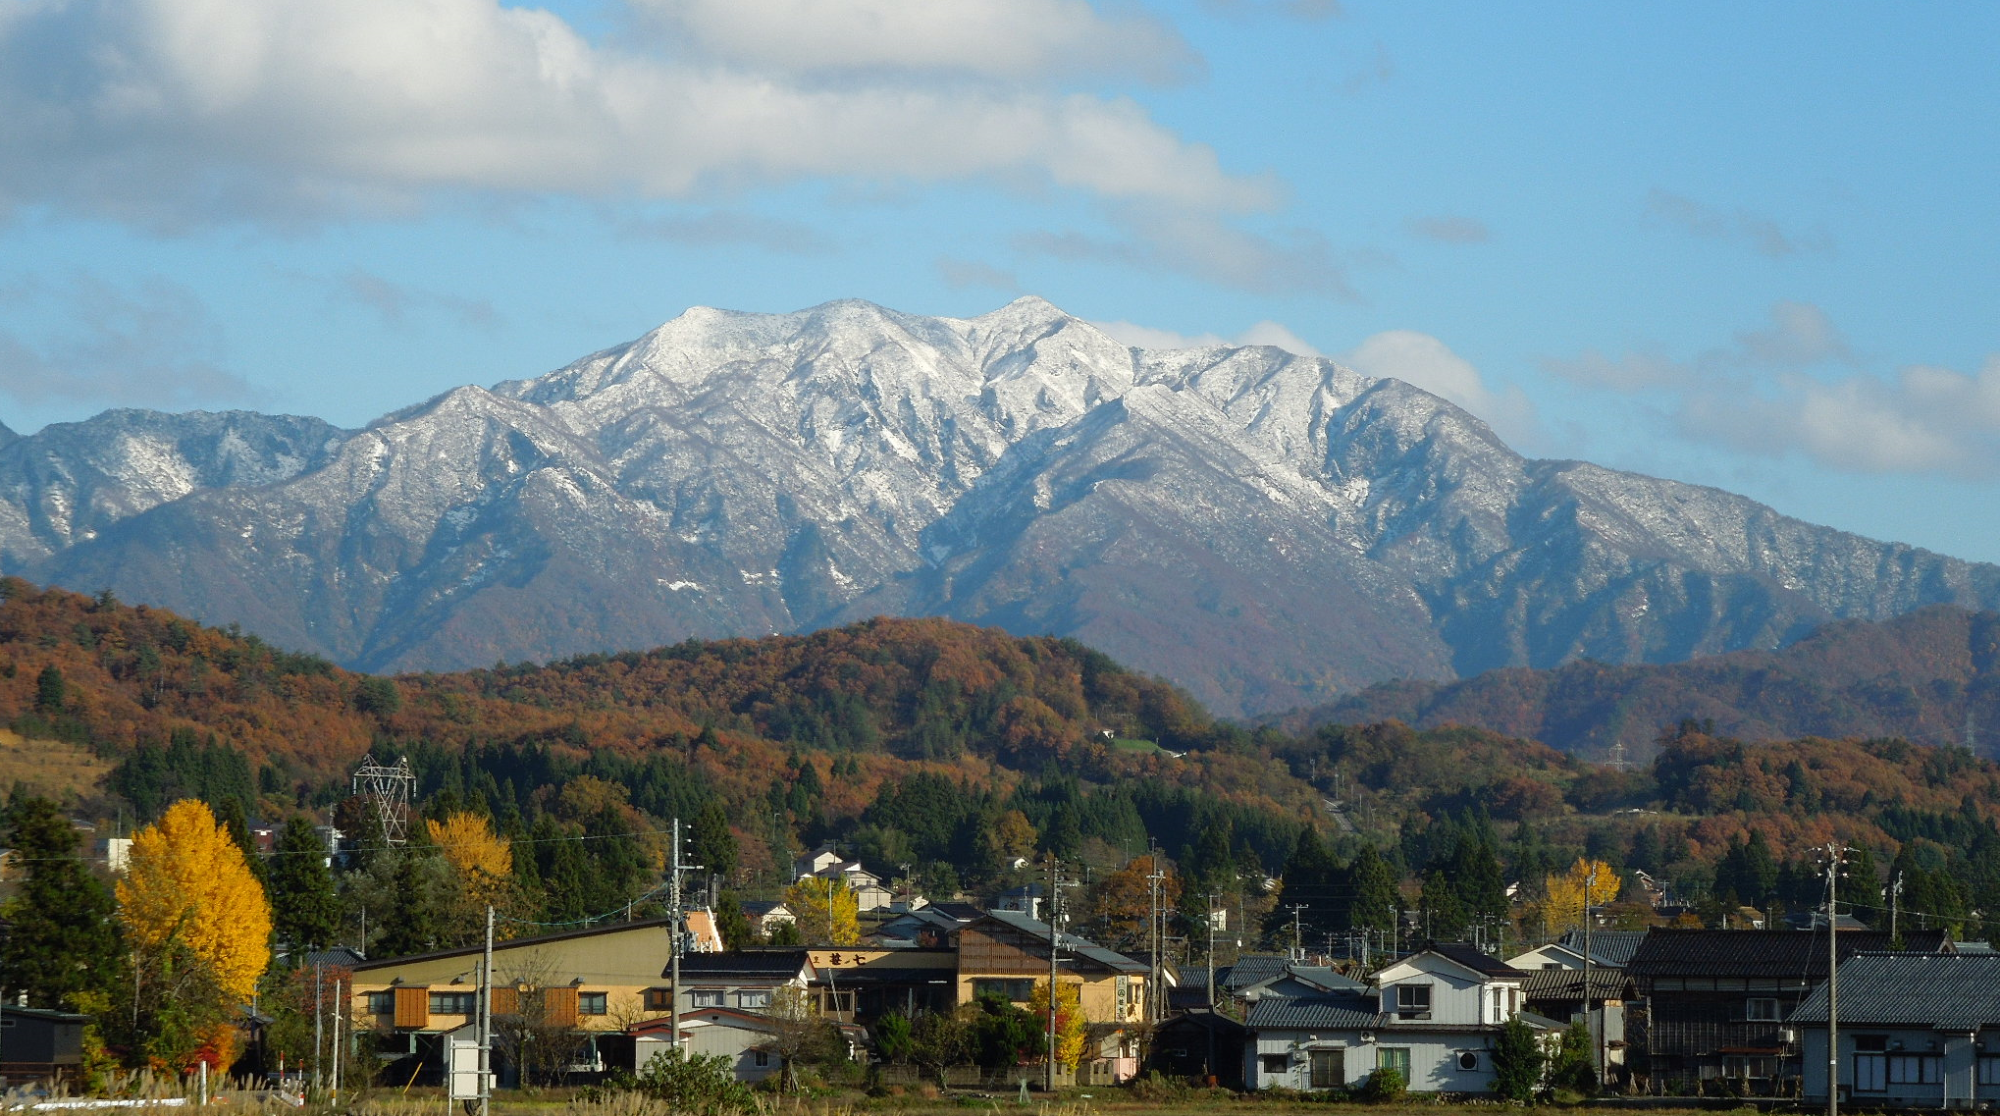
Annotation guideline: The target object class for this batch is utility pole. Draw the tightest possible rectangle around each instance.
[1146,851,1165,1025]
[479,905,494,1116]
[1205,888,1220,1085]
[1289,905,1307,962]
[1889,872,1904,941]
[1045,857,1063,1092]
[313,958,324,1090]
[1583,862,1598,1075]
[1825,843,1850,1116]
[669,819,683,1056]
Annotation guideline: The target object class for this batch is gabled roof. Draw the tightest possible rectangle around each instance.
[1626,929,1952,982]
[741,901,791,917]
[1244,992,1382,1030]
[352,918,674,972]
[1557,929,1648,967]
[632,1007,780,1034]
[1,1005,91,1024]
[676,949,813,983]
[927,902,985,922]
[301,946,367,970]
[974,910,1147,974]
[1520,968,1633,1002]
[1792,953,2000,1030]
[1420,942,1526,979]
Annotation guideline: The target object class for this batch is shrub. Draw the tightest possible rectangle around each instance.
[630,1048,756,1116]
[1491,1017,1545,1102]
[1361,1067,1407,1103]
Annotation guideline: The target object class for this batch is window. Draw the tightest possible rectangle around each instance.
[1378,1048,1412,1081]
[754,1052,770,1067]
[691,990,724,1007]
[1745,998,1780,1021]
[428,992,476,1015]
[578,992,607,1015]
[644,989,672,1011]
[1854,1054,1887,1093]
[1394,984,1432,1021]
[1888,1055,1940,1085]
[1458,1052,1480,1072]
[1260,1054,1289,1076]
[1310,1049,1345,1090]
[736,991,771,1009]
[973,979,1036,1003]
[366,992,395,1015]
[1977,1057,2000,1086]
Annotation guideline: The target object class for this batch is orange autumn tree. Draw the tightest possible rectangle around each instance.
[782,875,860,945]
[1542,857,1621,937]
[118,799,273,1069]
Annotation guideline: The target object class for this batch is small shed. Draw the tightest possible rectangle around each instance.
[1,1005,90,1085]
[1149,1010,1246,1089]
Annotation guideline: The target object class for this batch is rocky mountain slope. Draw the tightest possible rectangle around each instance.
[5,297,1998,715]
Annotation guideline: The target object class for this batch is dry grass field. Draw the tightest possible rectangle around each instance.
[0,727,112,801]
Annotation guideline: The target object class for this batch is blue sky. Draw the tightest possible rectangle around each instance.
[1,1,1996,560]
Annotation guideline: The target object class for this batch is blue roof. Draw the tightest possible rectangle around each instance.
[1793,953,2000,1030]
[1244,993,1382,1030]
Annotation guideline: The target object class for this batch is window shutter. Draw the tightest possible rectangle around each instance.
[393,986,430,1029]
[492,987,519,1016]
[545,986,580,1028]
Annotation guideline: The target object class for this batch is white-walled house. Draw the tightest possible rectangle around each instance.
[1793,952,2000,1108]
[1245,944,1555,1094]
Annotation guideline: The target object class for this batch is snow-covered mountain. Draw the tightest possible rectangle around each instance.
[5,297,1997,715]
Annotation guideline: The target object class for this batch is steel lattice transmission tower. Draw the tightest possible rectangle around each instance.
[351,754,417,846]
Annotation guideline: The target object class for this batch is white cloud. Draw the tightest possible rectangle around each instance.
[1646,189,1833,258]
[0,0,1267,227]
[1343,329,1539,444]
[0,277,257,408]
[1547,300,2000,477]
[1090,319,1322,357]
[1680,358,2000,477]
[639,0,1200,85]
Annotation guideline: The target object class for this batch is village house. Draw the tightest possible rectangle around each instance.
[1792,951,2000,1108]
[953,910,1149,1081]
[1624,927,1952,1094]
[1245,944,1554,1094]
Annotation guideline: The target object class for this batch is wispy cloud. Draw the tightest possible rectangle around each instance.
[0,278,257,408]
[1406,215,1490,245]
[935,257,1021,293]
[338,271,500,331]
[617,210,836,255]
[1021,208,1357,299]
[1645,189,1833,258]
[1547,301,2000,477]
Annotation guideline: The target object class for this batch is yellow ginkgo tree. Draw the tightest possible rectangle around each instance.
[1542,857,1622,937]
[117,799,273,1069]
[427,811,516,927]
[1029,979,1090,1073]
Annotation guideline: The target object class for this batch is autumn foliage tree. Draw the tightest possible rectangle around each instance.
[427,810,516,930]
[1542,857,1621,936]
[782,875,860,945]
[117,799,272,1069]
[1029,979,1089,1072]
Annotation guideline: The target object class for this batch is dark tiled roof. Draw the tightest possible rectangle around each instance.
[1,1005,91,1024]
[1245,992,1383,1030]
[677,948,812,982]
[977,910,1147,974]
[1520,968,1633,1001]
[1626,929,1951,981]
[1157,1010,1247,1038]
[1557,929,1648,967]
[1792,953,2000,1030]
[1426,942,1525,978]
[302,947,367,970]
[928,902,985,922]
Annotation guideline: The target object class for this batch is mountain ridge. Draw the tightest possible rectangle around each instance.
[4,296,1998,715]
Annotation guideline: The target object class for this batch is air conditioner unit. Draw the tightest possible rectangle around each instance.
[1360,1032,1375,1043]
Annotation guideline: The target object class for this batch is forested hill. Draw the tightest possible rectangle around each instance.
[15,573,2000,945]
[1291,605,2000,763]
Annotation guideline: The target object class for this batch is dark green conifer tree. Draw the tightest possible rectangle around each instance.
[0,796,121,1008]
[374,854,442,958]
[267,817,340,953]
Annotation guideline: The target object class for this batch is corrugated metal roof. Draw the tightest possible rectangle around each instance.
[1520,968,1632,1001]
[1244,992,1383,1030]
[1426,942,1525,978]
[1792,953,2000,1030]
